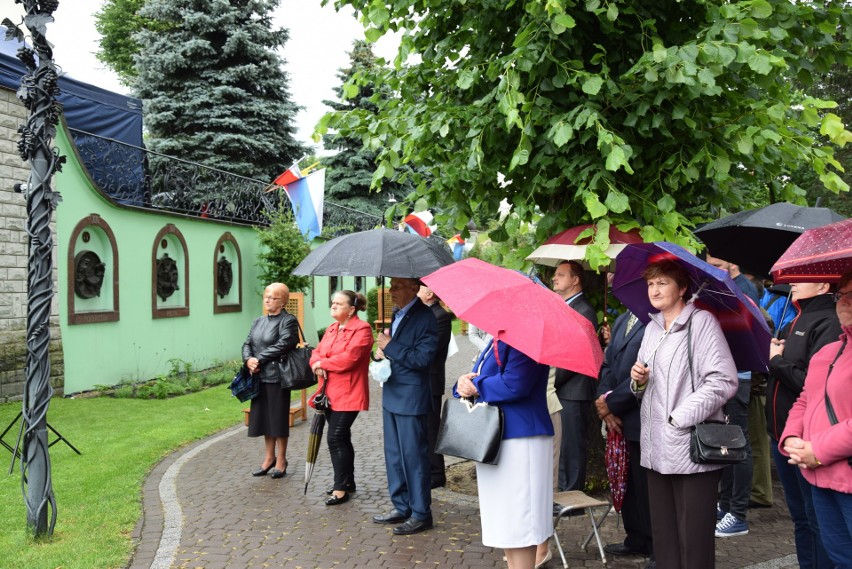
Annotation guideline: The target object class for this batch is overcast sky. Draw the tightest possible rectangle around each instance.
[0,0,397,149]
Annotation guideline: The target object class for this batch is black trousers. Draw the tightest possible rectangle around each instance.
[647,468,722,569]
[326,410,359,491]
[621,439,654,555]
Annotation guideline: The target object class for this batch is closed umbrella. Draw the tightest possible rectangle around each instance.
[304,387,330,495]
[612,242,771,371]
[605,429,628,513]
[694,202,844,277]
[770,218,852,283]
[292,228,455,278]
[422,258,604,375]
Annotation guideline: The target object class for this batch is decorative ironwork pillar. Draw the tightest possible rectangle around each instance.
[4,0,65,537]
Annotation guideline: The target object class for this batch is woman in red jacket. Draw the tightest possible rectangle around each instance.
[309,290,374,505]
[781,270,852,566]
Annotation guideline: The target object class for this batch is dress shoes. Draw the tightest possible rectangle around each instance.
[325,493,350,506]
[393,516,433,535]
[326,482,356,495]
[373,509,410,524]
[252,462,275,476]
[603,543,646,556]
[270,467,287,479]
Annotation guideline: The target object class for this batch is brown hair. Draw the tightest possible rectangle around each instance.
[837,270,852,292]
[335,290,367,312]
[642,260,692,302]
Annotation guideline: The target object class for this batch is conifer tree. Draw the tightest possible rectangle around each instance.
[321,40,413,218]
[133,0,305,180]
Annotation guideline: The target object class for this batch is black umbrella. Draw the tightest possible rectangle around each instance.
[695,202,844,277]
[292,228,455,278]
[304,388,330,495]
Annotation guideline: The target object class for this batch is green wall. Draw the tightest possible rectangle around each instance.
[53,127,385,394]
[55,127,266,393]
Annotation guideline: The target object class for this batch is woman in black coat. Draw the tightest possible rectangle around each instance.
[242,282,299,478]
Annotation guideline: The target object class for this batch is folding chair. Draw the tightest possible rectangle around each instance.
[552,490,612,567]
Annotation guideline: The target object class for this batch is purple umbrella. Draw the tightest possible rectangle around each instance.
[612,242,771,372]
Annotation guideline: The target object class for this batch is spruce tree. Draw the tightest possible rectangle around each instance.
[321,40,411,218]
[133,0,305,180]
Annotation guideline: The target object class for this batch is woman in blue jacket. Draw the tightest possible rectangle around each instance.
[455,338,553,569]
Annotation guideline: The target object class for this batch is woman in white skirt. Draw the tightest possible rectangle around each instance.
[455,338,554,569]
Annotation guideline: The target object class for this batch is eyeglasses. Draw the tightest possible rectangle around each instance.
[834,290,852,303]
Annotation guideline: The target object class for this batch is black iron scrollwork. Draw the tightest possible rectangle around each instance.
[156,254,179,301]
[217,256,233,298]
[73,250,105,299]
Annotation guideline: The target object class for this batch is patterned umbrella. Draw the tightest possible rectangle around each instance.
[605,429,629,513]
[771,218,852,283]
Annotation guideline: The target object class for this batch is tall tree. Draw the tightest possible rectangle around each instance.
[94,0,154,86]
[319,0,852,268]
[321,40,411,218]
[134,0,305,180]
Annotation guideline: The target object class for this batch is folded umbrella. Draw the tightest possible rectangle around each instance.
[612,242,771,371]
[694,202,844,277]
[304,388,330,494]
[770,218,852,283]
[605,429,628,513]
[422,258,604,376]
[292,228,455,278]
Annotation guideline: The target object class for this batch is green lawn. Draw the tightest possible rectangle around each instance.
[0,387,246,569]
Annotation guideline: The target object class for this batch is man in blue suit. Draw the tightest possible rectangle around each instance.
[373,277,439,535]
[595,310,654,566]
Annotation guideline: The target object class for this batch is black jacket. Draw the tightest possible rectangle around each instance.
[766,294,841,439]
[555,293,599,401]
[597,311,646,442]
[242,311,299,383]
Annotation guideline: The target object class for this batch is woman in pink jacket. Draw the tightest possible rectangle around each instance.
[781,270,852,566]
[309,290,374,506]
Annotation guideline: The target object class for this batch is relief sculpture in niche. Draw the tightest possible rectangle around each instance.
[157,253,180,301]
[217,256,233,298]
[74,250,106,299]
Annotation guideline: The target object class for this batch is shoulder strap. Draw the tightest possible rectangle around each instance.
[687,315,694,392]
[824,337,847,425]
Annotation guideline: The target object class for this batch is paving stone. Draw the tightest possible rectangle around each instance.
[129,334,798,569]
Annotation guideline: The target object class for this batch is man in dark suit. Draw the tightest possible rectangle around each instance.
[418,285,453,489]
[373,277,439,535]
[553,260,598,491]
[596,310,654,565]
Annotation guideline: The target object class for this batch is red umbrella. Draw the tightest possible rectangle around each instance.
[526,223,643,268]
[605,429,629,513]
[421,258,604,376]
[770,218,852,283]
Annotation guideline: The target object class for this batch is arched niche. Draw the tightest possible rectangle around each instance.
[213,232,242,314]
[151,224,189,319]
[67,214,119,324]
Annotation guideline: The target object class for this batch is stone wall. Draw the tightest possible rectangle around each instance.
[0,87,63,402]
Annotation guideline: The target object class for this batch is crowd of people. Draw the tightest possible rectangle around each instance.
[240,253,851,569]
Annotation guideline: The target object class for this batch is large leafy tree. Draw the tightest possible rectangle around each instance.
[322,40,421,219]
[319,0,852,268]
[95,0,155,86]
[133,0,306,179]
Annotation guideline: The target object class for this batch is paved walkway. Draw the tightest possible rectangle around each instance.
[129,335,799,569]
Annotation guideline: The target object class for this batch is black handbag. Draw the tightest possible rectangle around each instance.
[229,365,258,402]
[278,319,317,390]
[435,397,503,464]
[683,314,747,465]
[690,421,748,464]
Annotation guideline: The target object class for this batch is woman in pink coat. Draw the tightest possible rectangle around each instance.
[309,290,374,505]
[781,270,852,566]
